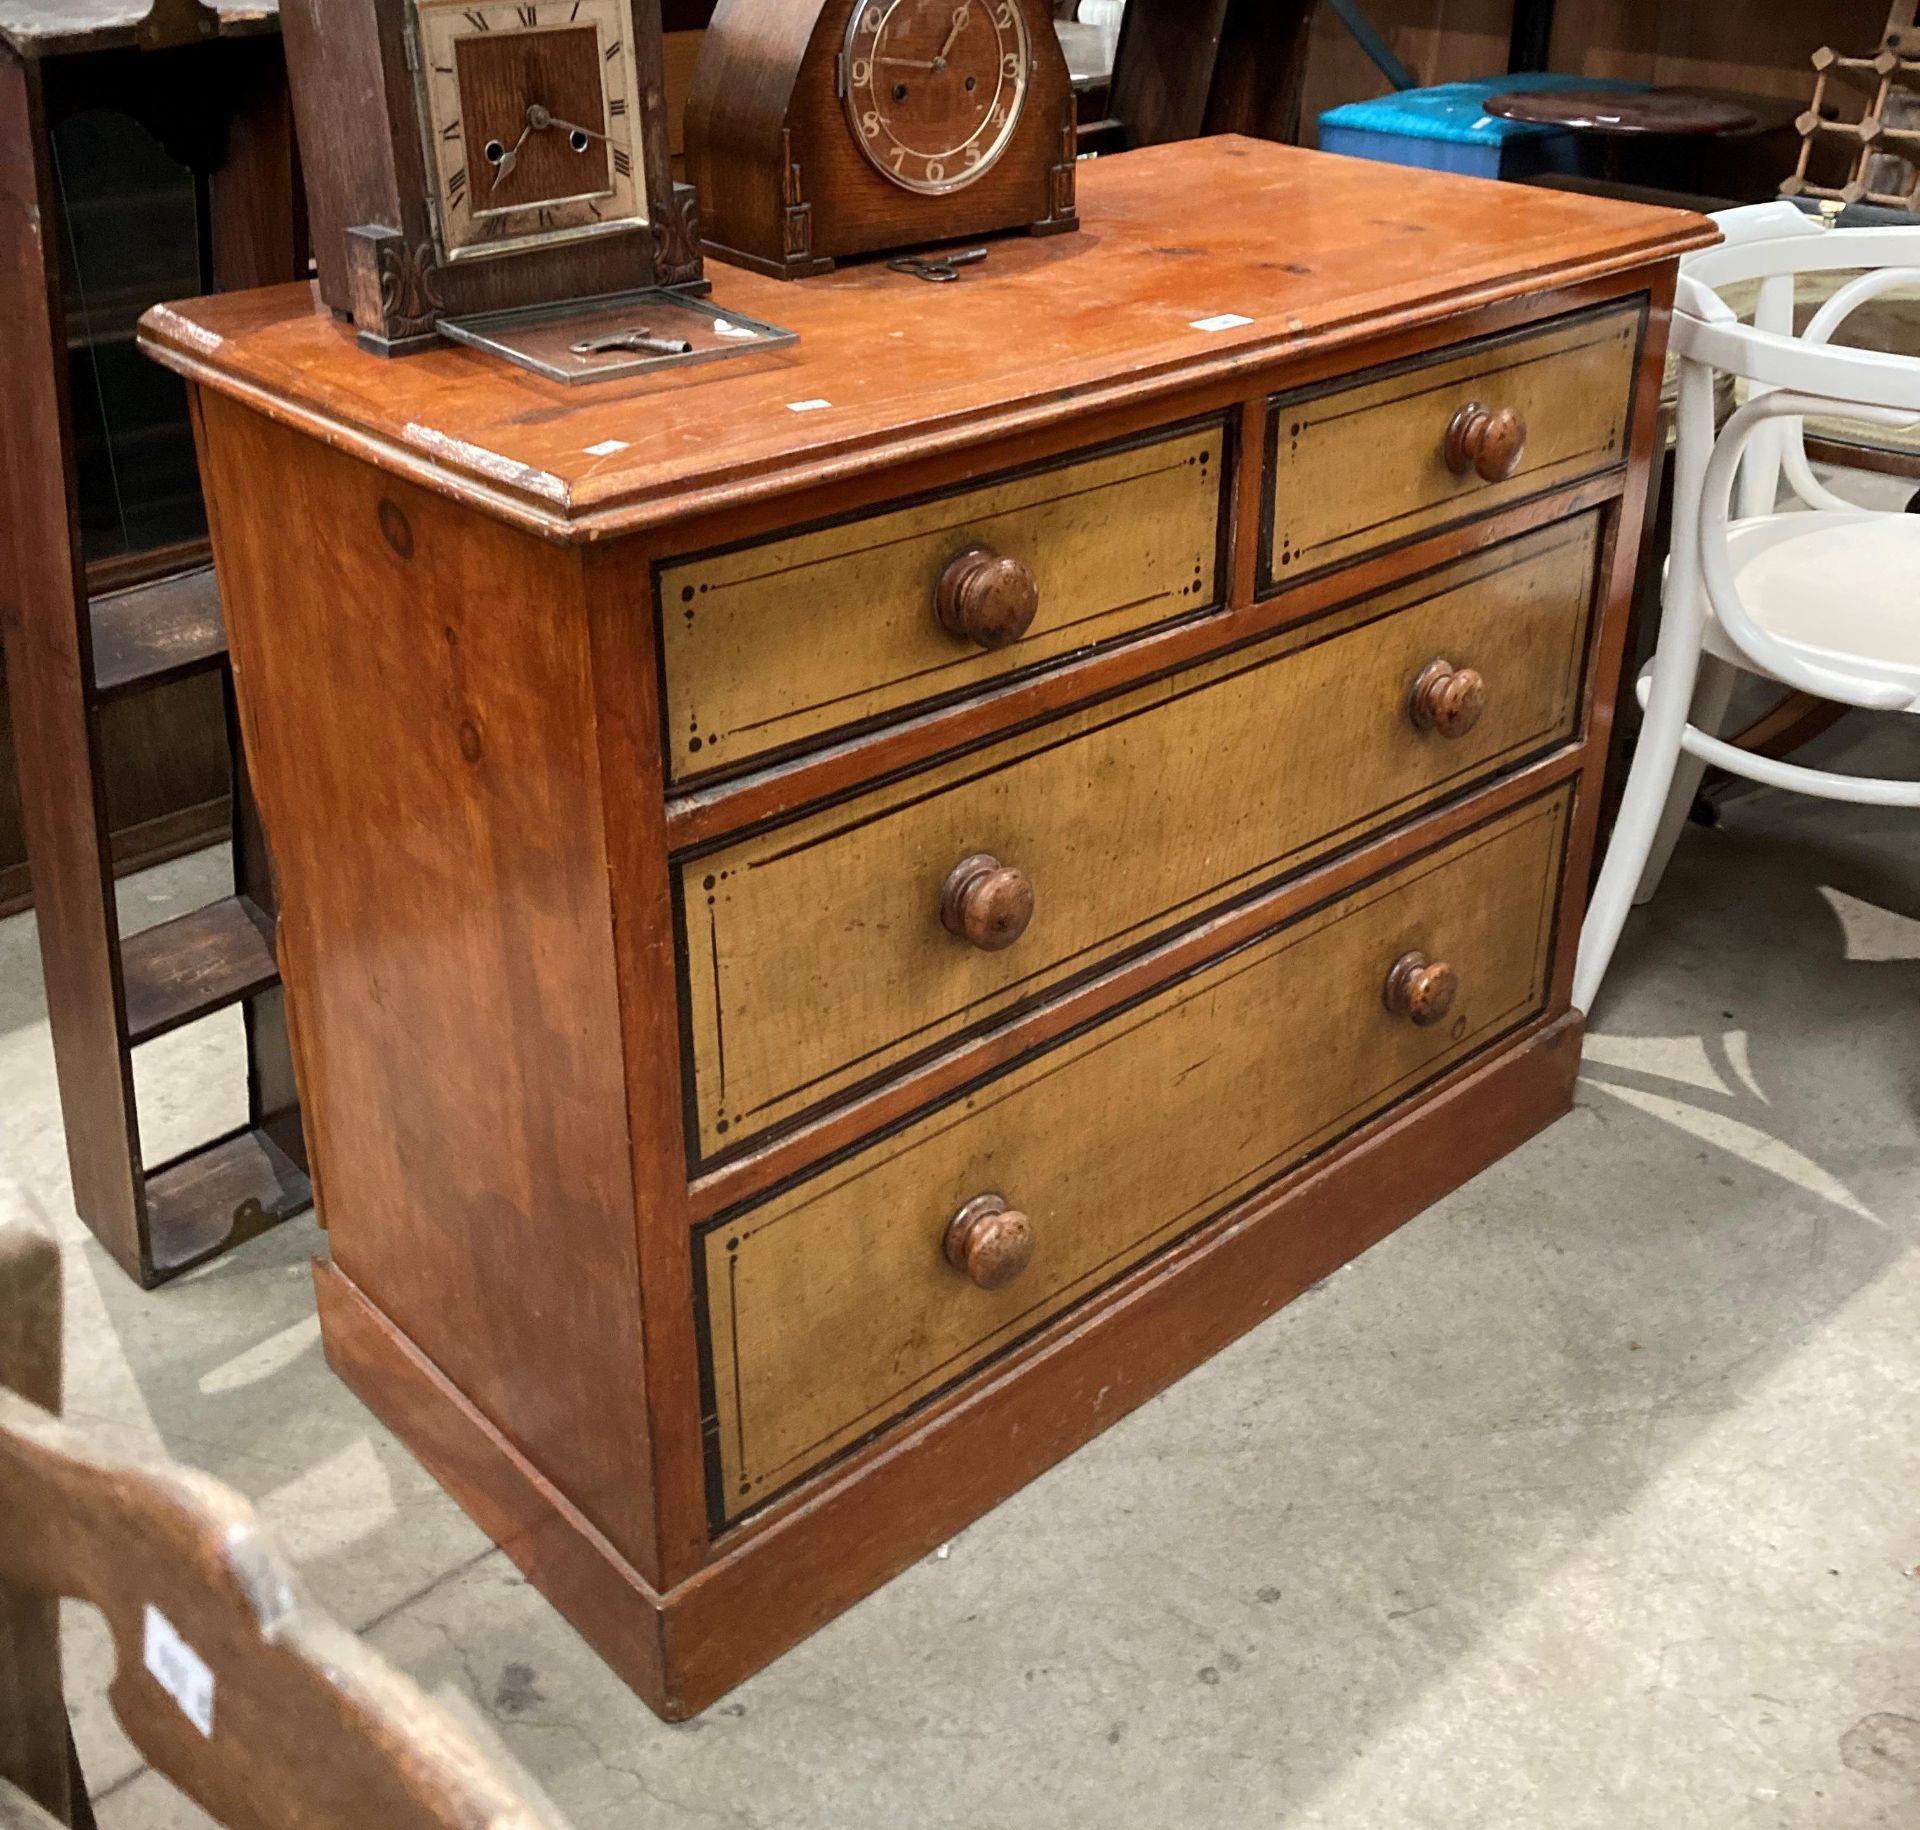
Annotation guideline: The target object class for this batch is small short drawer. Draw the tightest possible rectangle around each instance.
[699,786,1572,1521]
[1262,300,1642,588]
[678,514,1599,1162]
[656,420,1230,784]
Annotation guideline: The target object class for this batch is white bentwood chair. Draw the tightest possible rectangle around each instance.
[1573,202,1920,1012]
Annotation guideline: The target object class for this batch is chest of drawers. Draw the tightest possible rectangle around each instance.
[140,139,1713,1719]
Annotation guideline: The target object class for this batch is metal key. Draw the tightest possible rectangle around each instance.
[887,247,990,283]
[571,327,695,357]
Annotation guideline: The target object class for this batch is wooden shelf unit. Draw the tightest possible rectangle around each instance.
[0,0,311,1287]
[87,566,227,698]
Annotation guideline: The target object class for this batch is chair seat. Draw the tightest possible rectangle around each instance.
[1698,511,1920,704]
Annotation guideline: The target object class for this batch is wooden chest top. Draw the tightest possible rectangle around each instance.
[139,137,1713,542]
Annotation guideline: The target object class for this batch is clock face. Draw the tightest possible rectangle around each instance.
[841,0,1032,195]
[413,0,648,262]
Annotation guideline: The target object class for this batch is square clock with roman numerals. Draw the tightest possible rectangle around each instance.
[281,0,705,354]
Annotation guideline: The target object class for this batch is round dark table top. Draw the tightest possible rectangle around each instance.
[1484,88,1761,136]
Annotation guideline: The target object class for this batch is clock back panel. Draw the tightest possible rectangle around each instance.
[686,0,1077,278]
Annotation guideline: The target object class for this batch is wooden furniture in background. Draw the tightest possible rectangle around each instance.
[0,0,310,1287]
[1078,0,1320,154]
[0,1201,568,1830]
[1297,0,1897,151]
[141,137,1710,1717]
[685,0,1077,278]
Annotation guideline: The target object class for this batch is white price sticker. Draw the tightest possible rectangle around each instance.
[144,1605,215,1737]
[786,398,832,413]
[1190,313,1254,333]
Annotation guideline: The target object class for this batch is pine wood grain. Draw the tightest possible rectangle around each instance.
[137,138,1716,541]
[192,389,667,1584]
[165,132,1702,1712]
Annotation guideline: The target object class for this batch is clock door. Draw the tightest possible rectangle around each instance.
[413,0,649,260]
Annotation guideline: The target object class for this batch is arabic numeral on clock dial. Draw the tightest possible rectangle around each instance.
[841,0,1032,195]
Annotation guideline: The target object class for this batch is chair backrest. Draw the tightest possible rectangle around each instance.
[0,1219,73,1827]
[1665,211,1920,708]
[0,1207,569,1830]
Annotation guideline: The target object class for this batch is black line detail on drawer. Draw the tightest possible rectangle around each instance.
[1257,295,1648,597]
[651,410,1238,793]
[694,785,1575,1531]
[674,515,1599,1166]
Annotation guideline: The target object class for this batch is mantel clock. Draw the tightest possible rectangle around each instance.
[280,0,704,353]
[685,0,1078,278]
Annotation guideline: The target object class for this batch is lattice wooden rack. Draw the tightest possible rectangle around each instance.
[1783,5,1920,211]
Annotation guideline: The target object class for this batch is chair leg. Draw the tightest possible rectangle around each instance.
[1574,644,1706,1014]
[1632,652,1739,906]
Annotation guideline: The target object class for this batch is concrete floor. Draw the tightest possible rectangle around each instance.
[3,722,1919,1829]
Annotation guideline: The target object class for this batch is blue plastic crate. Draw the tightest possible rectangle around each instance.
[1319,74,1648,181]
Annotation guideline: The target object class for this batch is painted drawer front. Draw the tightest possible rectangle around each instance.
[679,514,1598,1162]
[1263,300,1641,587]
[700,787,1573,1521]
[656,421,1228,784]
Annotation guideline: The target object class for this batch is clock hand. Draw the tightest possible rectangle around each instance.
[490,122,533,189]
[540,113,610,146]
[933,3,970,71]
[877,56,938,69]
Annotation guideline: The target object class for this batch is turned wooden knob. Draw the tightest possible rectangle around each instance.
[935,543,1040,650]
[1408,658,1487,739]
[1443,402,1527,482]
[940,852,1034,951]
[944,1194,1034,1290]
[1384,951,1459,1027]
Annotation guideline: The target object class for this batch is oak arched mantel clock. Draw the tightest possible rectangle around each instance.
[280,0,704,354]
[685,0,1078,279]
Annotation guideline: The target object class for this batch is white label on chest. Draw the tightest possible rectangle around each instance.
[786,399,833,413]
[1190,313,1254,333]
[583,440,630,458]
[143,1604,216,1737]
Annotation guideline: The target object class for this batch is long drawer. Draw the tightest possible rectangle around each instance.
[655,419,1229,784]
[1263,299,1642,587]
[678,514,1599,1162]
[699,786,1573,1522]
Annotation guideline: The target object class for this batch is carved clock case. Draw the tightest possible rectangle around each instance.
[686,0,1078,278]
[279,0,703,353]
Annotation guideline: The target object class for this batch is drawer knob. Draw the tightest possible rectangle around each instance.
[941,852,1034,952]
[945,1194,1035,1291]
[1408,658,1487,739]
[1384,951,1459,1027]
[1443,402,1527,483]
[935,543,1040,650]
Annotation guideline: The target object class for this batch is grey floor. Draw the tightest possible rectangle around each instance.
[3,722,1919,1828]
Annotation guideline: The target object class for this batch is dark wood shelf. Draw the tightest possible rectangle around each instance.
[144,1126,311,1283]
[88,566,227,698]
[120,893,278,1046]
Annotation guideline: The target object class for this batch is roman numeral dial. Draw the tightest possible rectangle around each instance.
[413,0,648,260]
